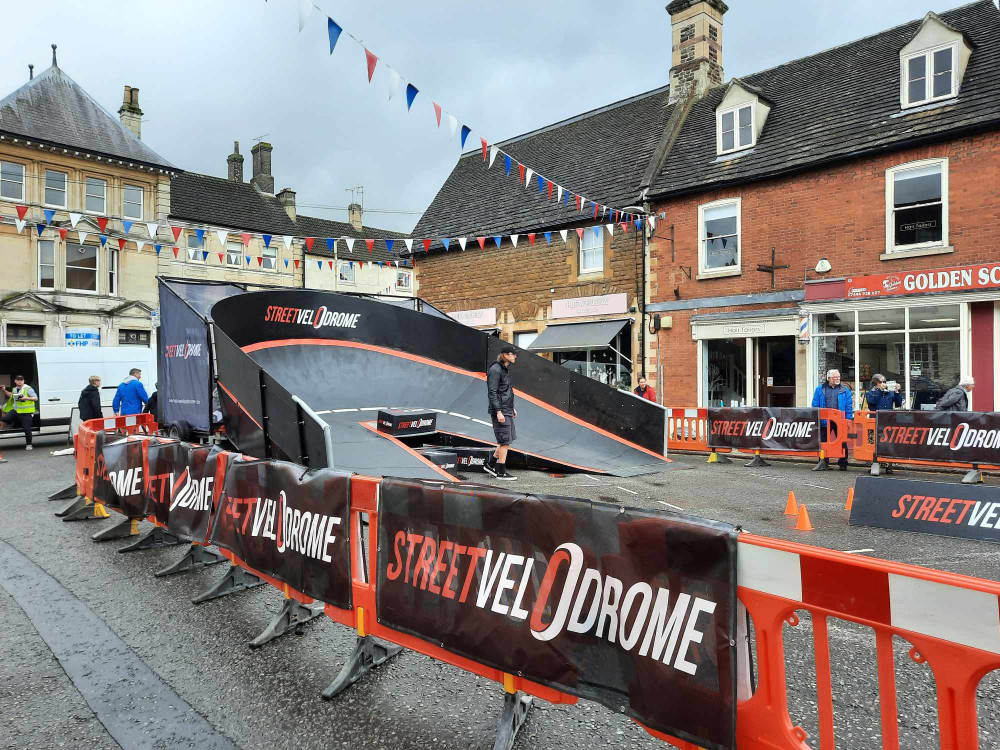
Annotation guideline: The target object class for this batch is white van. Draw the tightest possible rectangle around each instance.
[0,347,157,442]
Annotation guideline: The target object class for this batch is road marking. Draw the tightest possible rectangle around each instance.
[472,418,491,426]
[743,471,836,492]
[358,406,387,411]
[331,408,359,413]
[314,409,332,415]
[615,486,638,495]
[802,482,836,491]
[657,501,684,511]
[844,548,875,554]
[579,474,599,482]
[448,412,471,419]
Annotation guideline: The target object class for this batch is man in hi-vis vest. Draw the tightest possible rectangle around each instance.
[1,375,38,450]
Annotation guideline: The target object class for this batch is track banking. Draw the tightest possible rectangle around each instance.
[264,305,361,330]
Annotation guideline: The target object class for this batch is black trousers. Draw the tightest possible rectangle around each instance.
[2,412,33,446]
[820,422,846,466]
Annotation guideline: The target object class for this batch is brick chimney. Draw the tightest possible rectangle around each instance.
[251,141,274,194]
[277,187,296,221]
[347,202,363,231]
[227,141,244,182]
[118,85,143,139]
[667,0,727,104]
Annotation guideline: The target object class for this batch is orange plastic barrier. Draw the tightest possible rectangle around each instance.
[74,414,157,501]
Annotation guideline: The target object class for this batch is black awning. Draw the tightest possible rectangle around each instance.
[527,319,630,352]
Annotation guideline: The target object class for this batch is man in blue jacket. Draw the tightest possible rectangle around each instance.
[812,368,853,470]
[112,368,149,416]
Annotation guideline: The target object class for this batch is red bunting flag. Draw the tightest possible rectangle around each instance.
[170,225,182,241]
[621,222,628,233]
[329,260,334,270]
[58,228,67,241]
[593,203,599,218]
[433,102,442,127]
[304,237,315,251]
[294,259,300,269]
[365,48,378,82]
[117,238,127,250]
[528,233,536,245]
[97,217,109,233]
[365,239,374,252]
[257,256,263,267]
[547,180,553,199]
[422,239,431,252]
[172,247,179,258]
[574,195,581,211]
[613,211,619,223]
[481,138,488,162]
[241,233,251,247]
[476,237,486,250]
[517,163,525,184]
[575,228,584,240]
[218,253,224,263]
[15,205,28,220]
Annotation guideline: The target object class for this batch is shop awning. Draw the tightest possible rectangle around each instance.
[528,319,630,352]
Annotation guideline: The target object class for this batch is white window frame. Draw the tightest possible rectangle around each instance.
[716,103,755,155]
[123,184,144,220]
[38,239,56,290]
[885,158,949,254]
[187,232,205,263]
[395,269,412,290]
[65,242,100,294]
[902,42,958,108]
[0,160,25,203]
[84,177,107,214]
[579,228,603,274]
[108,248,119,296]
[698,197,742,278]
[262,242,277,271]
[338,261,355,285]
[226,240,243,267]
[44,169,68,209]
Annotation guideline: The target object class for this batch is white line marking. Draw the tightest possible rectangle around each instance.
[331,408,359,413]
[358,407,387,411]
[657,501,684,511]
[314,410,331,415]
[471,418,491,426]
[579,474,599,482]
[615,486,638,495]
[431,409,449,414]
[844,548,874,554]
[448,412,471,419]
[802,482,836,491]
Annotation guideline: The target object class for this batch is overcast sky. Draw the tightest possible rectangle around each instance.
[1,1,973,233]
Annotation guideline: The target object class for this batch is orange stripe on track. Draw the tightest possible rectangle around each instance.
[358,421,457,482]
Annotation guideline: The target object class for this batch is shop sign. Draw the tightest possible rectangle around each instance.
[66,327,100,347]
[552,293,627,319]
[721,323,765,336]
[449,307,496,327]
[846,262,1000,299]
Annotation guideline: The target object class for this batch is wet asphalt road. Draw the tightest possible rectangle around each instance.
[1,436,998,750]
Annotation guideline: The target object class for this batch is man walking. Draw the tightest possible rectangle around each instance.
[634,375,657,403]
[484,345,518,481]
[112,368,149,417]
[1,375,39,449]
[811,368,853,470]
[936,376,974,411]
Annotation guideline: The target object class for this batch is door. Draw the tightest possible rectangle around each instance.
[757,336,796,407]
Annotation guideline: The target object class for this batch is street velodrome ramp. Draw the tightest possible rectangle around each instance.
[211,290,671,480]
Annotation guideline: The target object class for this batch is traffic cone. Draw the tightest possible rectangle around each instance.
[794,504,813,531]
[845,487,854,511]
[784,491,798,516]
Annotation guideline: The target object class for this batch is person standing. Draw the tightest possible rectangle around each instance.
[78,375,103,422]
[143,382,160,424]
[811,368,853,470]
[1,375,38,450]
[865,374,903,411]
[634,376,657,403]
[935,376,974,412]
[112,368,149,416]
[484,345,518,481]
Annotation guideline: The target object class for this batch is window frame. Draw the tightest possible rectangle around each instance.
[84,176,107,215]
[38,239,56,290]
[108,248,119,296]
[338,261,356,285]
[261,242,277,271]
[43,169,68,209]
[6,323,45,343]
[579,227,604,274]
[885,157,949,254]
[118,328,151,347]
[186,232,205,263]
[395,269,412,290]
[697,197,742,278]
[0,160,26,203]
[123,184,144,220]
[902,41,958,108]
[716,102,755,155]
[226,240,243,267]
[65,241,100,294]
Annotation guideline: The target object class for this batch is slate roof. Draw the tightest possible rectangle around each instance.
[413,86,674,244]
[295,215,408,264]
[646,0,1000,198]
[169,172,298,235]
[0,64,174,170]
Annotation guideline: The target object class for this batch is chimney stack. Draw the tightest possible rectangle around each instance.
[118,85,143,139]
[227,141,244,182]
[667,0,727,104]
[348,203,363,232]
[28,64,34,81]
[277,187,296,221]
[251,141,274,194]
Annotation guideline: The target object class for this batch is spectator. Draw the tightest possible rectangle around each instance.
[811,368,853,471]
[634,376,657,403]
[143,382,160,424]
[112,368,149,416]
[865,374,903,411]
[936,376,974,412]
[78,375,103,422]
[1,375,38,450]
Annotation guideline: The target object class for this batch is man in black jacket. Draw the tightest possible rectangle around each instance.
[78,376,103,422]
[484,345,518,480]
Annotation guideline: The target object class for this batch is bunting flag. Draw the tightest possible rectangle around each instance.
[385,239,394,253]
[216,230,229,246]
[504,154,512,176]
[317,260,323,270]
[404,238,413,252]
[155,245,162,255]
[136,240,146,252]
[304,237,315,251]
[35,223,45,236]
[298,0,313,32]
[294,259,300,269]
[343,237,355,252]
[493,236,501,248]
[606,223,614,236]
[43,209,55,225]
[58,227,68,241]
[326,237,335,252]
[195,228,206,243]
[170,225,182,242]
[202,250,209,261]
[441,238,450,250]
[172,247,179,258]
[477,236,485,250]
[68,211,82,228]
[557,185,564,203]
[544,232,551,243]
[432,102,442,127]
[559,229,568,243]
[458,237,467,250]
[284,258,289,268]
[365,48,378,82]
[118,238,127,250]
[365,238,375,252]
[406,83,419,111]
[283,235,293,250]
[327,16,342,52]
[510,234,519,247]
[15,205,28,221]
[257,257,264,267]
[518,163,526,184]
[489,146,499,168]
[527,233,535,245]
[388,69,402,101]
[480,139,488,162]
[218,253,224,263]
[447,114,458,139]
[592,226,600,241]
[460,125,471,148]
[422,239,431,252]
[100,234,108,246]
[648,216,656,229]
[146,222,158,238]
[575,228,584,241]
[122,220,133,234]
[262,234,272,248]
[98,217,109,233]
[78,230,88,244]
[241,233,252,247]
[524,168,533,188]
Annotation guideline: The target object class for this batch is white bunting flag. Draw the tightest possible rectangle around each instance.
[283,235,293,250]
[579,197,586,212]
[136,240,147,253]
[648,216,656,229]
[394,261,399,267]
[557,185,563,203]
[78,230,88,244]
[524,168,533,188]
[605,223,615,236]
[68,212,82,229]
[388,69,402,101]
[458,237,467,250]
[343,237,355,252]
[215,230,229,246]
[404,238,414,252]
[510,234,519,247]
[447,114,458,139]
[559,229,568,243]
[145,222,159,238]
[15,219,26,234]
[297,0,313,32]
[489,146,499,168]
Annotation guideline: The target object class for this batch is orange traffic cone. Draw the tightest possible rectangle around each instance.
[845,487,854,511]
[794,504,813,531]
[783,491,798,516]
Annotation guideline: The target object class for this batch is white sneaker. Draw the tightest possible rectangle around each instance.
[25,445,33,451]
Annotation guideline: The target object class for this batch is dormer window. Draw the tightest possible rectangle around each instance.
[904,43,956,107]
[718,103,753,153]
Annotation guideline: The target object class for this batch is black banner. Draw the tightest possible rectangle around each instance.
[145,438,227,542]
[707,407,820,452]
[159,283,211,432]
[850,476,1000,544]
[210,459,352,610]
[97,436,148,517]
[876,411,1000,465]
[375,478,737,750]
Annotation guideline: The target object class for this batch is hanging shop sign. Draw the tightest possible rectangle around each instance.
[845,262,1000,299]
[449,307,497,327]
[707,407,821,452]
[551,292,627,319]
[875,411,1000,466]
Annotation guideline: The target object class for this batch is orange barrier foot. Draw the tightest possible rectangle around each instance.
[845,487,854,511]
[784,491,798,516]
[794,504,813,531]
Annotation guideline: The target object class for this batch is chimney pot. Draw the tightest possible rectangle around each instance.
[51,44,57,67]
[28,64,34,81]
[227,141,245,182]
[250,141,275,194]
[118,84,144,139]
[348,202,363,232]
